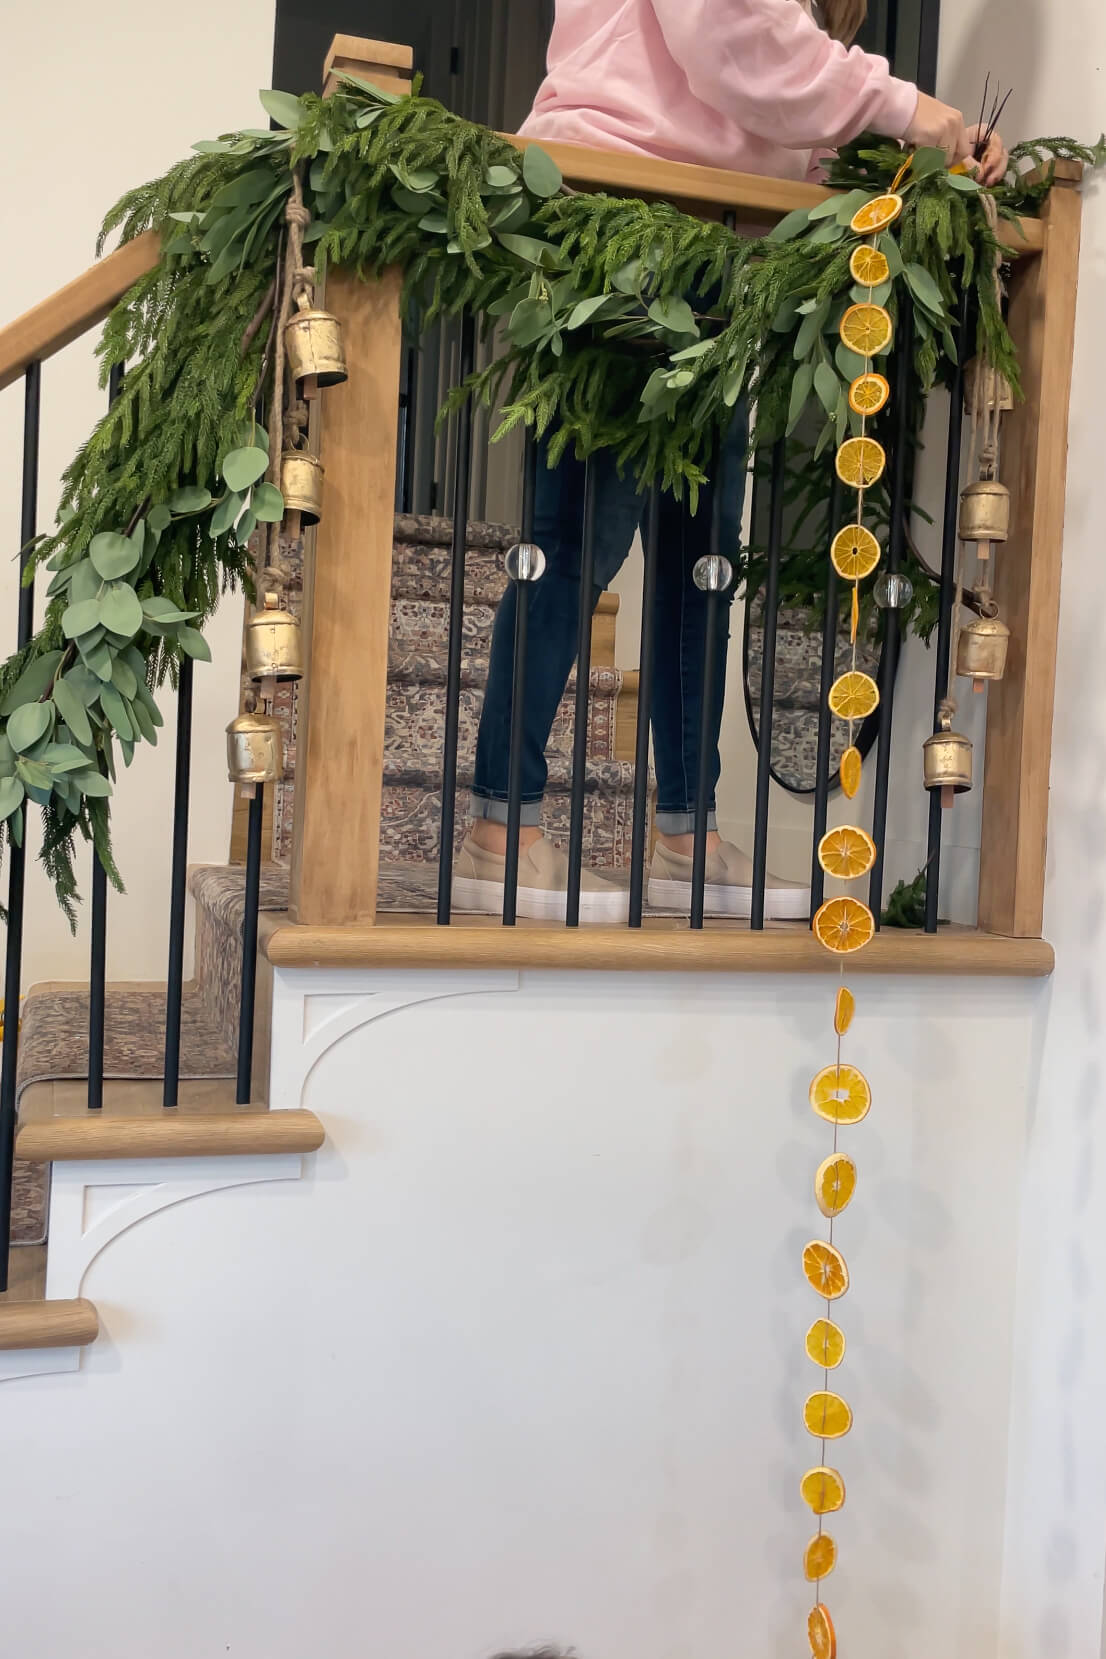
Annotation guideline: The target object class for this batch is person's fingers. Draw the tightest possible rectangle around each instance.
[980,132,1009,186]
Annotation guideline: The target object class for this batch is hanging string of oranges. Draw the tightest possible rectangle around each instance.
[800,175,907,1659]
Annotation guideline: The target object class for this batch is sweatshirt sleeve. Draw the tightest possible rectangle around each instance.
[650,0,919,151]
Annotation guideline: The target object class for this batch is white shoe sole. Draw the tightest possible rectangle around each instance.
[647,876,810,920]
[452,875,631,924]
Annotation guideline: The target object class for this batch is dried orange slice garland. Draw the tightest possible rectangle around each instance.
[799,174,901,1659]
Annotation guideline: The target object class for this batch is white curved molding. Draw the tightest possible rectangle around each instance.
[0,1152,304,1386]
[270,968,518,1107]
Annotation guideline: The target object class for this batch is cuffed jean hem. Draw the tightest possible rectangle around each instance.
[655,809,719,835]
[470,792,543,828]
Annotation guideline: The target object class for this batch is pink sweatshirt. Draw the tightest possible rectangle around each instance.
[519,0,919,182]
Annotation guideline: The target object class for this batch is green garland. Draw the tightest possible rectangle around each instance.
[6,71,1101,916]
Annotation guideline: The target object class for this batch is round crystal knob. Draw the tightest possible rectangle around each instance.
[505,542,547,583]
[692,554,734,594]
[873,570,914,610]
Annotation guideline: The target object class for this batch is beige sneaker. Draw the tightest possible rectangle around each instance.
[453,832,630,923]
[648,838,810,919]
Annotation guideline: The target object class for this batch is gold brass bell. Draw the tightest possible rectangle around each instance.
[958,480,1011,555]
[245,593,304,683]
[923,713,973,808]
[226,712,284,786]
[956,610,1010,692]
[284,305,347,388]
[280,450,325,525]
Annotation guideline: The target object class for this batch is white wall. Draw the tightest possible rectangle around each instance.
[0,965,1042,1659]
[935,8,1106,1655]
[0,0,276,985]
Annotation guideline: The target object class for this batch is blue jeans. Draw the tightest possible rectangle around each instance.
[472,408,748,835]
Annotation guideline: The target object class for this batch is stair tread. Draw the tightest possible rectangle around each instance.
[15,1108,324,1164]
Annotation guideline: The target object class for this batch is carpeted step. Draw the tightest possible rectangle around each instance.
[386,669,628,771]
[10,981,240,1247]
[193,863,291,1058]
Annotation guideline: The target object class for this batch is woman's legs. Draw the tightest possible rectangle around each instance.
[470,437,643,842]
[650,405,749,840]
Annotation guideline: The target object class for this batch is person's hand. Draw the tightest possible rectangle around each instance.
[904,92,972,168]
[967,123,1009,186]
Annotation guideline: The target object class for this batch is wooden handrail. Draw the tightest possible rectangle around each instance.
[0,229,160,393]
[0,1299,99,1351]
[15,1108,325,1163]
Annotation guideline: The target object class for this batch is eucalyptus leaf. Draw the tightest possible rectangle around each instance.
[141,596,190,622]
[99,685,134,741]
[877,233,904,277]
[794,302,830,361]
[52,679,93,745]
[0,736,14,778]
[8,703,53,755]
[356,107,385,128]
[0,651,64,716]
[647,296,698,337]
[177,627,213,663]
[833,189,872,226]
[522,145,562,199]
[509,297,554,348]
[814,362,840,418]
[147,504,173,533]
[670,338,715,362]
[111,656,139,700]
[62,599,103,640]
[836,343,868,382]
[130,699,158,746]
[71,564,101,610]
[903,263,946,317]
[210,166,284,209]
[221,447,269,491]
[486,165,519,189]
[68,768,112,798]
[489,196,530,233]
[390,162,440,193]
[946,172,983,193]
[42,743,90,775]
[80,639,115,682]
[0,776,24,821]
[910,147,948,179]
[809,219,847,245]
[723,355,749,408]
[168,486,213,514]
[89,531,140,580]
[336,71,402,103]
[236,509,258,543]
[64,665,104,708]
[787,362,815,434]
[259,88,306,130]
[210,489,246,536]
[808,195,845,222]
[133,682,165,728]
[16,758,53,803]
[251,482,285,523]
[496,232,568,271]
[611,259,643,296]
[418,212,450,235]
[100,584,144,639]
[767,208,811,243]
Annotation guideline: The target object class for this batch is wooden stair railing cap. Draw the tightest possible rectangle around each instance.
[0,1299,99,1352]
[15,1108,325,1164]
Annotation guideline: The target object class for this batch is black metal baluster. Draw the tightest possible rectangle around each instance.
[0,364,41,1289]
[437,312,476,924]
[690,443,732,929]
[925,283,972,933]
[565,462,598,928]
[236,786,264,1104]
[503,435,540,926]
[868,310,914,926]
[629,485,661,928]
[810,476,844,918]
[87,362,125,1113]
[750,440,787,929]
[162,656,193,1108]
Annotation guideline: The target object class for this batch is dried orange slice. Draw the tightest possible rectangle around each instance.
[828,670,879,721]
[849,243,890,287]
[806,1317,846,1369]
[815,1153,858,1218]
[835,435,887,489]
[808,1602,837,1659]
[801,1466,846,1515]
[848,371,890,415]
[850,192,903,235]
[804,1533,838,1582]
[813,897,876,956]
[840,746,862,798]
[803,1239,850,1299]
[810,1062,872,1125]
[831,524,881,581]
[818,825,877,879]
[839,303,893,358]
[850,585,860,643]
[834,986,855,1035]
[804,1391,853,1439]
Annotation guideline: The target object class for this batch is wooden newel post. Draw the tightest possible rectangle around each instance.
[287,38,413,927]
[978,162,1082,939]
